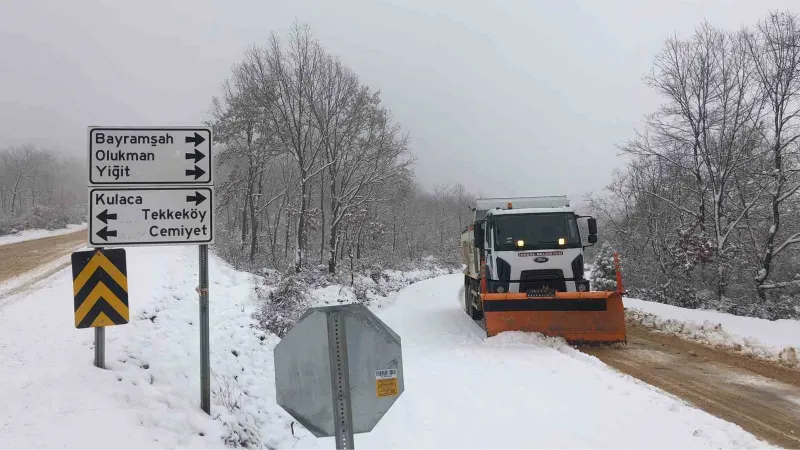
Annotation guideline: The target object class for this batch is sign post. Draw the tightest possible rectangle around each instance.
[94,245,106,369]
[327,309,355,449]
[95,327,105,369]
[80,125,215,413]
[274,304,404,449]
[199,244,210,414]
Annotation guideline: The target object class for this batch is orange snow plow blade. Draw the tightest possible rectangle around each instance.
[481,291,626,344]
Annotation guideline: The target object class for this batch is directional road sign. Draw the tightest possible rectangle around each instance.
[88,186,214,247]
[88,126,212,185]
[72,248,129,328]
[274,303,404,446]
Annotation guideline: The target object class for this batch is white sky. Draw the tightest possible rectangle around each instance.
[1,0,798,202]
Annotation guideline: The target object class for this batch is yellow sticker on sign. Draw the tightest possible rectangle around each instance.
[376,378,398,397]
[375,368,399,397]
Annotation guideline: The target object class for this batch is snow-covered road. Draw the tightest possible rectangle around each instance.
[295,274,769,449]
[0,247,772,449]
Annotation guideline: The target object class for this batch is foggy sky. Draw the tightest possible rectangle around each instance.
[1,0,798,204]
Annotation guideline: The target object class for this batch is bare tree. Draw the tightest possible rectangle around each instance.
[306,53,414,273]
[209,22,466,279]
[242,23,326,272]
[0,145,85,234]
[590,11,800,318]
[745,11,800,296]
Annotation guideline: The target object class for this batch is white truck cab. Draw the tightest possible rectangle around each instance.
[461,196,597,299]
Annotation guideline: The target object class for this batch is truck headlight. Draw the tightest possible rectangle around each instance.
[496,285,505,293]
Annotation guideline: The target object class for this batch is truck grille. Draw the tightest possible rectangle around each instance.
[520,269,566,292]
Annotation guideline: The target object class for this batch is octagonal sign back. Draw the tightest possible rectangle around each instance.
[274,303,404,438]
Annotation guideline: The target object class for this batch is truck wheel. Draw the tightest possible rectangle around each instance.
[463,277,471,315]
[467,285,483,320]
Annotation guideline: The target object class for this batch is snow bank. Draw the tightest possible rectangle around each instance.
[310,266,455,308]
[0,222,86,246]
[624,297,800,367]
[0,245,293,448]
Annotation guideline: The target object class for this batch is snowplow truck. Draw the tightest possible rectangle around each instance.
[460,196,626,344]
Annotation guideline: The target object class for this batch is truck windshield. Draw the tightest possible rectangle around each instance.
[491,213,580,251]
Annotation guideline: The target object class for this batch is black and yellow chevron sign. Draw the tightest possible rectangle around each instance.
[71,248,129,328]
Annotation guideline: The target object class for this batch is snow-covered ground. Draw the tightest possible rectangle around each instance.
[624,297,800,367]
[0,247,771,449]
[0,223,86,246]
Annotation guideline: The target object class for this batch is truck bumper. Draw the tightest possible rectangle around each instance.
[480,291,627,344]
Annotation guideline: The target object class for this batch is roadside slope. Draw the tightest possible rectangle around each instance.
[0,245,183,448]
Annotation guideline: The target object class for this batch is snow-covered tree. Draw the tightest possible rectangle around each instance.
[209,22,467,276]
[590,242,618,292]
[0,145,84,234]
[586,10,800,319]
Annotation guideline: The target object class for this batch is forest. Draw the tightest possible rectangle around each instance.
[587,11,800,319]
[206,23,474,279]
[0,144,85,234]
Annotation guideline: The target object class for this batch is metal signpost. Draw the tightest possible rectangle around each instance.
[274,304,404,449]
[78,125,215,414]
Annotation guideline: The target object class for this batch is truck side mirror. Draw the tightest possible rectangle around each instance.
[474,221,484,249]
[588,234,598,244]
[588,217,597,235]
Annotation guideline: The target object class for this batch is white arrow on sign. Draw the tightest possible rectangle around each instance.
[88,126,212,185]
[88,187,215,247]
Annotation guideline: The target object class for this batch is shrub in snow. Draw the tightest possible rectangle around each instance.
[590,242,618,291]
[352,276,376,303]
[753,295,800,321]
[296,264,338,289]
[213,373,243,413]
[668,223,714,271]
[253,274,310,338]
[258,267,282,285]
